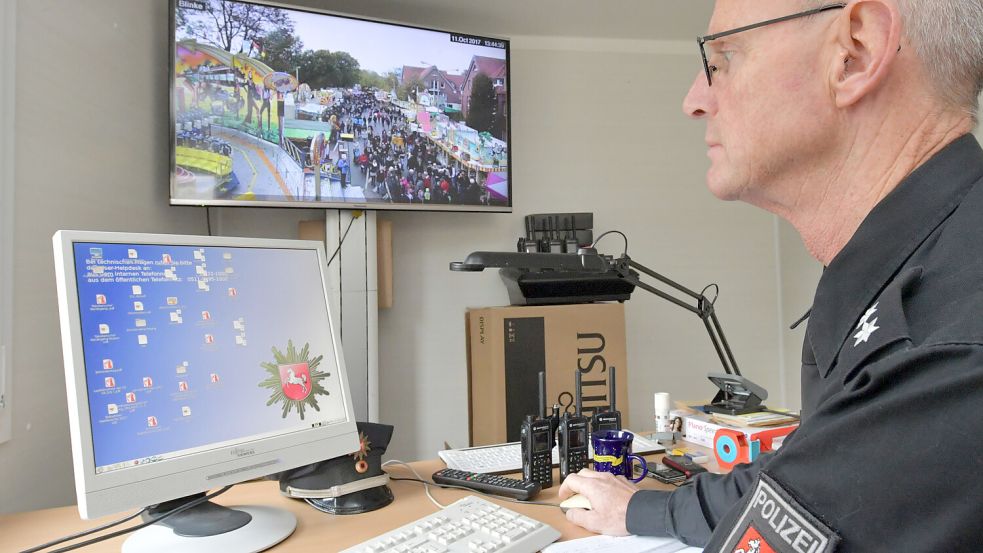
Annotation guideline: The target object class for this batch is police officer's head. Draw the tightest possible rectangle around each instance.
[683,0,982,214]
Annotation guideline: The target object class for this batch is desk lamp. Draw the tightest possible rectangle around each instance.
[450,245,767,415]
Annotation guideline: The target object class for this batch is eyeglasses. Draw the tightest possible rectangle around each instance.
[697,3,847,86]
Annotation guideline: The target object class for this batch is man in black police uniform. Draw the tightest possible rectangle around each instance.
[559,1,983,551]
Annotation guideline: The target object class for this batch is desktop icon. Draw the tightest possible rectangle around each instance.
[95,294,107,305]
[147,416,158,428]
[196,265,206,276]
[132,285,143,296]
[176,364,187,375]
[89,247,103,258]
[128,249,138,259]
[91,266,105,275]
[133,301,144,312]
[164,269,176,279]
[204,334,214,344]
[104,376,116,388]
[162,254,173,264]
[198,280,210,291]
[166,296,178,305]
[135,319,147,328]
[107,404,118,415]
[169,312,183,324]
[182,406,192,417]
[228,288,238,297]
[193,250,205,261]
[178,381,189,392]
[98,324,110,335]
[210,373,220,383]
[126,392,137,403]
[143,377,153,388]
[225,267,234,274]
[137,334,148,345]
[201,311,211,321]
[102,359,113,370]
[223,252,232,260]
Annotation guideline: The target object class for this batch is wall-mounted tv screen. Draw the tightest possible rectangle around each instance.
[170,0,511,212]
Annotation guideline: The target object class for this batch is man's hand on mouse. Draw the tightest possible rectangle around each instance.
[558,469,638,536]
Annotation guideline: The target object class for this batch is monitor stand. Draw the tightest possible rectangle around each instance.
[121,496,296,553]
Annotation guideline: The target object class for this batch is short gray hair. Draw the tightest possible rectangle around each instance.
[807,1,983,121]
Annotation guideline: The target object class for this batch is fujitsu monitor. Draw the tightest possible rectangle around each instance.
[53,230,359,552]
[171,0,511,212]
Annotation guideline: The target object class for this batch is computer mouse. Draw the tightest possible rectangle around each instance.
[559,494,593,511]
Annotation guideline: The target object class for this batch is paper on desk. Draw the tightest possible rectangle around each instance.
[543,534,703,553]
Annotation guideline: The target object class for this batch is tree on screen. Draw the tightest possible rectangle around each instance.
[177,0,291,53]
[467,73,496,134]
[399,76,426,102]
[359,70,390,91]
[261,27,305,74]
[297,50,362,90]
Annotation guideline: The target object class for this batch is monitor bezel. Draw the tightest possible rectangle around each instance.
[168,0,513,213]
[53,230,359,519]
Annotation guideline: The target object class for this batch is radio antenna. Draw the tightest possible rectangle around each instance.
[609,366,617,412]
[574,370,583,416]
[538,371,547,419]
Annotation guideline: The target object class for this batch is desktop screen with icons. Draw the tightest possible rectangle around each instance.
[73,242,349,474]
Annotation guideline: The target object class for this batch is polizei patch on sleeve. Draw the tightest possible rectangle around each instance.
[719,472,840,553]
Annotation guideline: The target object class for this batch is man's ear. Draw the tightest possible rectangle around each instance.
[830,0,902,108]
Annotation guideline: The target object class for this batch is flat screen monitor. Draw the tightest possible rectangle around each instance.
[170,0,511,212]
[53,230,360,551]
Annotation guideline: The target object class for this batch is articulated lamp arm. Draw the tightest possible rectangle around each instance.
[609,255,741,377]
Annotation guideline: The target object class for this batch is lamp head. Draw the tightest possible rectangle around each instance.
[449,261,485,272]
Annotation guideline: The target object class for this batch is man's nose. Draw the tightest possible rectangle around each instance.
[682,69,714,119]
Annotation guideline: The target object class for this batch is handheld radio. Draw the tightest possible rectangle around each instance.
[590,366,623,434]
[558,371,590,482]
[520,371,554,488]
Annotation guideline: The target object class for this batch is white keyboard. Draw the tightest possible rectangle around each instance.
[339,495,560,553]
[439,429,664,474]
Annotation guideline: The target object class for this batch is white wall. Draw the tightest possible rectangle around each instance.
[0,0,15,446]
[0,1,786,513]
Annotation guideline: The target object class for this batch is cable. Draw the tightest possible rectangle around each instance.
[700,283,720,306]
[22,486,233,553]
[590,230,629,256]
[382,459,445,508]
[388,477,562,509]
[205,207,212,236]
[18,508,149,553]
[325,211,361,268]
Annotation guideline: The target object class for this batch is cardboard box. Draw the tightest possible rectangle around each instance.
[466,303,629,446]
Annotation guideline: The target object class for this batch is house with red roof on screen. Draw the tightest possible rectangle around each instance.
[399,65,466,110]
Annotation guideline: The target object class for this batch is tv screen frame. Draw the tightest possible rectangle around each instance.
[52,230,360,519]
[169,0,512,213]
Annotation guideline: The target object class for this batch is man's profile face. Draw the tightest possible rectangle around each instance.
[683,0,839,209]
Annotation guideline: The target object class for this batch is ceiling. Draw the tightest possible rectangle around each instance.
[292,1,716,42]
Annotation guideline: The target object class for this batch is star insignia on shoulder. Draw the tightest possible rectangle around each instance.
[853,303,880,347]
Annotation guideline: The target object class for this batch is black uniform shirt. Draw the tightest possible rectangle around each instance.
[626,134,983,552]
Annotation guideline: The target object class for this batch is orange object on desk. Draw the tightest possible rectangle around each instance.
[713,426,796,470]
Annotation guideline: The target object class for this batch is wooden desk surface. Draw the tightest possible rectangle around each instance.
[2,450,716,552]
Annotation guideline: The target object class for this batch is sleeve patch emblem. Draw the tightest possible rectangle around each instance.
[720,472,840,553]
